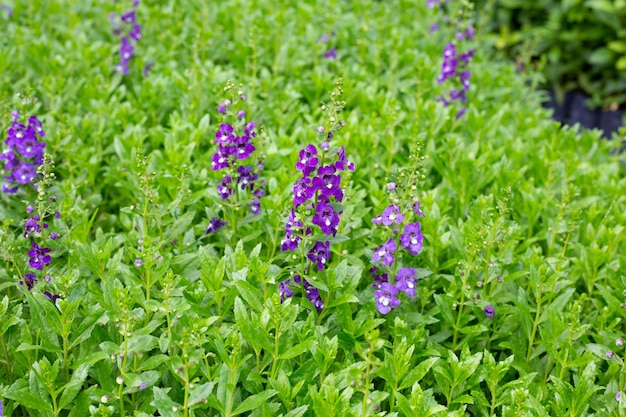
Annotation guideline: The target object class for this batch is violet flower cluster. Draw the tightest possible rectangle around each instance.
[1,111,45,194]
[370,197,425,314]
[206,89,265,235]
[279,83,353,312]
[110,1,143,76]
[429,0,475,119]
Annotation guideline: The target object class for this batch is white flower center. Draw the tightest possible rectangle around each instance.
[379,296,389,306]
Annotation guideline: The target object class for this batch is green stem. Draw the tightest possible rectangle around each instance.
[526,285,542,363]
[361,348,372,417]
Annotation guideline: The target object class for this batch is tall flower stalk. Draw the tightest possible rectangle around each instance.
[207,81,265,240]
[279,79,354,313]
[370,146,426,314]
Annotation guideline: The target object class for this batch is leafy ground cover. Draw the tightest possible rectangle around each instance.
[0,0,625,416]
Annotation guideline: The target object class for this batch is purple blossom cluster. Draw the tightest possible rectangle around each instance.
[281,141,353,257]
[370,198,425,314]
[110,1,145,76]
[207,91,265,234]
[1,3,12,18]
[428,0,475,119]
[1,112,45,194]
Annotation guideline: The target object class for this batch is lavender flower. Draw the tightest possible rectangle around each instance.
[307,241,331,271]
[205,217,227,234]
[279,279,294,302]
[44,291,60,302]
[250,199,261,214]
[28,241,51,270]
[484,305,495,318]
[24,216,42,238]
[373,204,404,226]
[400,222,424,255]
[20,273,38,290]
[112,5,144,75]
[324,48,337,60]
[296,144,319,177]
[312,201,341,236]
[396,267,418,297]
[374,283,401,314]
[372,239,396,266]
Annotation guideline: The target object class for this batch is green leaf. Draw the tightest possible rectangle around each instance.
[231,390,277,416]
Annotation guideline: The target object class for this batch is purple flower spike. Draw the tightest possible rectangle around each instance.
[372,238,396,266]
[374,282,401,314]
[305,285,324,312]
[296,145,319,177]
[24,216,42,238]
[400,222,424,256]
[129,24,142,41]
[396,267,417,297]
[307,241,331,271]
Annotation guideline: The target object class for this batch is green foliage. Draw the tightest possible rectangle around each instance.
[0,0,625,416]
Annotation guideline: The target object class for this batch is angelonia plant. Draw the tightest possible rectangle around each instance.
[431,0,475,119]
[279,78,354,312]
[0,111,46,194]
[19,154,61,302]
[110,0,143,76]
[207,81,265,237]
[370,145,426,314]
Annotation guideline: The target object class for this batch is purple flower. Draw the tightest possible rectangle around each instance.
[119,37,134,60]
[455,107,467,120]
[20,273,37,290]
[371,267,389,289]
[28,241,51,270]
[312,201,341,236]
[234,136,255,160]
[215,123,235,145]
[617,391,622,402]
[396,267,417,297]
[24,216,42,238]
[429,23,439,33]
[307,241,331,271]
[380,204,404,226]
[205,217,227,234]
[484,305,495,318]
[135,258,143,267]
[372,239,396,266]
[317,33,329,43]
[121,10,136,24]
[217,176,233,200]
[250,199,261,214]
[400,222,424,256]
[143,61,153,77]
[296,145,319,177]
[305,285,324,312]
[12,162,37,184]
[218,103,227,114]
[413,199,425,217]
[279,279,294,302]
[237,110,246,119]
[129,24,142,42]
[374,283,401,314]
[237,165,258,190]
[281,230,301,252]
[335,145,354,171]
[324,48,338,60]
[312,165,343,202]
[293,177,314,207]
[50,232,59,240]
